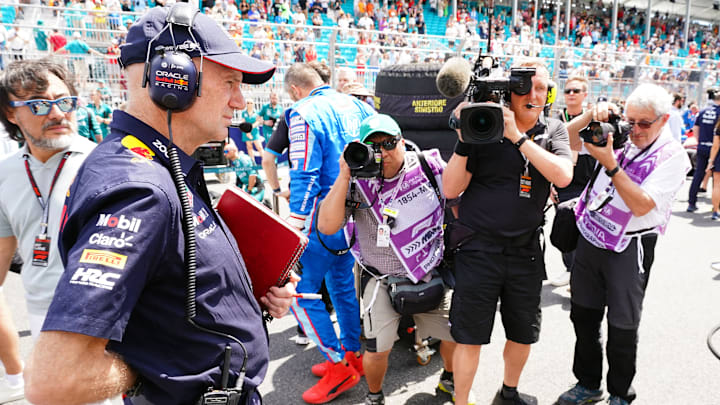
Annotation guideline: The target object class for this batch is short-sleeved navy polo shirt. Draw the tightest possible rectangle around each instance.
[45,111,269,405]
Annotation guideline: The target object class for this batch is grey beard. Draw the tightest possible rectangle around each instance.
[25,120,76,150]
[28,133,74,150]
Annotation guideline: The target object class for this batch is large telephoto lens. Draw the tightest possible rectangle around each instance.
[344,142,375,169]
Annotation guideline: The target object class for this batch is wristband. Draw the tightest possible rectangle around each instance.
[605,165,620,178]
[272,187,281,193]
[514,135,529,148]
[454,140,473,157]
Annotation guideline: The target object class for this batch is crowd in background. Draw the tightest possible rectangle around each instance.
[2,0,720,111]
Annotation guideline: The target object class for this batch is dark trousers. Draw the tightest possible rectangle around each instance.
[571,304,638,402]
[569,235,657,403]
[688,146,710,206]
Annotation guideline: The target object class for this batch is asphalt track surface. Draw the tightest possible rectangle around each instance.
[4,179,720,405]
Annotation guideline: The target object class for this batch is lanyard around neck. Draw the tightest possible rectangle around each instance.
[23,151,72,236]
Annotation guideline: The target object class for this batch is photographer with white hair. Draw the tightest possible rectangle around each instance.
[557,83,690,405]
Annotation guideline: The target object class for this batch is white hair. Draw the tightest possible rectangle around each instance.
[626,83,672,116]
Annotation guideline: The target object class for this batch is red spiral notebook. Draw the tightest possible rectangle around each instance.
[216,186,308,306]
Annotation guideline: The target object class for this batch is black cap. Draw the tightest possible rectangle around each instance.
[120,5,275,84]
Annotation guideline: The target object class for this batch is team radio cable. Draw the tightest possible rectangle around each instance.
[165,110,249,391]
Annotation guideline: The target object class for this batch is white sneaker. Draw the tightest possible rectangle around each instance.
[0,379,24,404]
[550,272,571,287]
[292,334,310,345]
[711,262,720,272]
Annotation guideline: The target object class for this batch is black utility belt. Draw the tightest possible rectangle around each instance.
[462,227,542,256]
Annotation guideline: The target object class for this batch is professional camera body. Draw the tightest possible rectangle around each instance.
[579,113,631,149]
[192,140,228,167]
[344,142,382,178]
[452,56,536,145]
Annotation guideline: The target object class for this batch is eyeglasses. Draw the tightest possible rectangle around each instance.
[365,138,399,151]
[626,114,662,130]
[564,88,584,95]
[9,96,79,116]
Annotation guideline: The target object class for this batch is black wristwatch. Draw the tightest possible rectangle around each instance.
[514,135,529,148]
[272,187,281,194]
[605,165,620,178]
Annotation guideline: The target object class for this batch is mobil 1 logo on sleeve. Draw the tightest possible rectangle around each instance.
[96,214,142,233]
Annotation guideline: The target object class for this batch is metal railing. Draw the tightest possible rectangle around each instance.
[2,4,719,108]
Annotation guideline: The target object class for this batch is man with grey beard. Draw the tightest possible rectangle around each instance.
[0,60,95,349]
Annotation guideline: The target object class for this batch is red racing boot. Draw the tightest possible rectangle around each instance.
[311,351,364,377]
[302,361,360,404]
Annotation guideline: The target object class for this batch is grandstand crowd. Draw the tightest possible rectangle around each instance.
[1,0,720,111]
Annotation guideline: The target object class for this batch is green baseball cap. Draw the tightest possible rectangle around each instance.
[359,114,402,142]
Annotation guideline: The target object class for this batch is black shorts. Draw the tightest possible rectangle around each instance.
[571,234,657,329]
[450,241,545,345]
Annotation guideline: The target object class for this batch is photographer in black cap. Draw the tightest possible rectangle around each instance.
[443,59,573,405]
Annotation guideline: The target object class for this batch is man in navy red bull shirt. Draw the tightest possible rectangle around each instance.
[25,6,296,405]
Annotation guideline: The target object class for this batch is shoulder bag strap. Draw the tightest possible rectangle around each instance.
[415,151,442,203]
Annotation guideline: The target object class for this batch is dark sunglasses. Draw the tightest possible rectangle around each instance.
[9,96,79,116]
[365,137,399,151]
[564,88,584,95]
[626,114,662,130]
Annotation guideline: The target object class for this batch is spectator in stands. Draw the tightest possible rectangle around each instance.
[86,85,112,142]
[284,62,374,404]
[291,5,306,25]
[312,9,323,38]
[0,60,96,402]
[241,99,263,162]
[336,66,357,92]
[55,31,106,82]
[7,27,30,60]
[33,20,49,53]
[357,12,374,30]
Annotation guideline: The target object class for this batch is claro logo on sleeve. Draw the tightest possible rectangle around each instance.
[79,249,128,270]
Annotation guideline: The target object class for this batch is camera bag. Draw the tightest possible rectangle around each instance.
[550,197,580,253]
[386,272,445,316]
[550,165,601,253]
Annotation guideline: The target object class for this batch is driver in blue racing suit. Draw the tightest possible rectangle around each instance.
[283,63,375,404]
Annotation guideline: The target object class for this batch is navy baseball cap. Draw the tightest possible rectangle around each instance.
[120,5,275,84]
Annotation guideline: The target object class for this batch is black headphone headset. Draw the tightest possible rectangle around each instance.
[142,3,204,111]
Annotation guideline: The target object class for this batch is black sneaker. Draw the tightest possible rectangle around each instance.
[494,388,537,405]
[365,391,385,405]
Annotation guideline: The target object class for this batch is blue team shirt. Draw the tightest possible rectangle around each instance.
[45,111,269,405]
[285,85,374,244]
[693,103,720,148]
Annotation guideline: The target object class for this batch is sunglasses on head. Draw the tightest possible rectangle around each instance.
[564,88,584,95]
[626,114,662,129]
[9,96,79,116]
[365,137,399,151]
